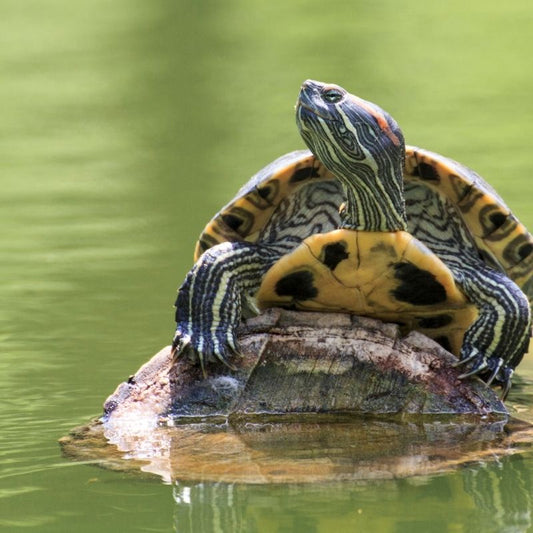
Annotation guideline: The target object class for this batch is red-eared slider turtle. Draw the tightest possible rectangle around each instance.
[173,80,532,396]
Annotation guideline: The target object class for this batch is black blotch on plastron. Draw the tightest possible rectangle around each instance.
[221,213,243,232]
[417,314,453,329]
[412,162,440,181]
[275,270,318,300]
[489,211,507,230]
[434,336,453,353]
[322,242,349,270]
[519,243,533,260]
[290,166,320,183]
[392,262,447,305]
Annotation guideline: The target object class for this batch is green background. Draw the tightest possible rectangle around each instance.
[1,1,533,531]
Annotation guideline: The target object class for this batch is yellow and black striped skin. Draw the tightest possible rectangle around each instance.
[193,147,533,358]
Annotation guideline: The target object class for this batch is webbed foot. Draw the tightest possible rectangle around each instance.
[171,326,240,372]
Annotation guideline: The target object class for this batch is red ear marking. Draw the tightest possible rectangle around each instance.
[348,95,401,147]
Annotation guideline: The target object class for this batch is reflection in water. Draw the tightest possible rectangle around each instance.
[60,415,533,531]
[98,416,529,484]
[462,457,532,532]
[172,456,533,533]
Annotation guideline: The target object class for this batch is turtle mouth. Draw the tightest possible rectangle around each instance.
[296,100,332,122]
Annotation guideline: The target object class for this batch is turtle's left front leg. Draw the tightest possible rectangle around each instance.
[453,264,531,398]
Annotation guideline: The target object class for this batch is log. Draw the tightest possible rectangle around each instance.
[102,308,507,425]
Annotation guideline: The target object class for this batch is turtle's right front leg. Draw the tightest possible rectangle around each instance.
[173,241,278,369]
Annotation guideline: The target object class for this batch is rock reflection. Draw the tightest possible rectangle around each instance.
[172,455,533,533]
[61,415,533,531]
[62,415,532,483]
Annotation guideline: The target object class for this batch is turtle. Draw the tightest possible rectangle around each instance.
[173,79,533,396]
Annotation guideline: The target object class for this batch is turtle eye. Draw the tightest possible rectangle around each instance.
[322,88,343,104]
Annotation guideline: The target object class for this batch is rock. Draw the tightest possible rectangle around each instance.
[102,308,507,426]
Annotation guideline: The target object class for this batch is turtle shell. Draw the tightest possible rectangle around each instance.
[194,147,533,307]
[193,151,336,261]
[404,146,533,303]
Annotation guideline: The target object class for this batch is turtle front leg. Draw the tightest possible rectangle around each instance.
[454,266,531,398]
[173,241,278,369]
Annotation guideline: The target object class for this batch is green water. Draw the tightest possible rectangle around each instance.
[2,0,533,531]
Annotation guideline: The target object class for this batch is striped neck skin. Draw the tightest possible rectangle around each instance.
[334,154,407,233]
[296,82,407,233]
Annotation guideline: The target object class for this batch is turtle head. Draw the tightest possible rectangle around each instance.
[296,80,406,231]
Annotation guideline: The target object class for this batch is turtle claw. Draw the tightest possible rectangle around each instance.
[452,352,479,368]
[456,345,515,399]
[171,333,191,363]
[457,347,488,379]
[198,352,208,378]
[201,328,241,371]
[171,333,210,376]
[488,362,514,400]
[500,368,514,401]
[172,322,241,374]
[485,358,504,386]
[458,361,488,379]
[212,346,238,371]
[227,335,244,358]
